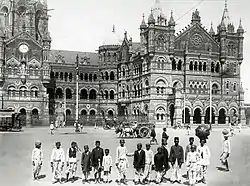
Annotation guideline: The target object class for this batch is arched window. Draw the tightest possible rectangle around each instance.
[66,88,72,99]
[60,72,63,80]
[203,62,207,71]
[211,62,215,73]
[56,88,63,99]
[90,110,96,116]
[226,81,229,89]
[81,109,87,116]
[89,74,92,81]
[55,72,59,79]
[93,74,97,81]
[122,68,126,77]
[189,61,193,71]
[66,109,71,116]
[212,84,219,95]
[1,7,9,27]
[19,86,27,97]
[80,73,83,80]
[194,61,198,71]
[8,86,15,97]
[105,90,109,99]
[199,62,202,71]
[89,89,96,100]
[50,71,54,78]
[134,85,137,97]
[122,88,125,98]
[64,72,68,82]
[228,42,235,56]
[215,63,220,73]
[145,80,149,95]
[172,59,176,70]
[110,90,115,99]
[110,71,115,80]
[31,87,38,98]
[84,73,88,81]
[105,71,109,80]
[177,60,182,71]
[69,73,73,82]
[157,36,165,49]
[233,83,237,91]
[101,72,104,80]
[80,89,88,99]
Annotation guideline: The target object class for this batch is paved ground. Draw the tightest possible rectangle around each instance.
[0,126,250,186]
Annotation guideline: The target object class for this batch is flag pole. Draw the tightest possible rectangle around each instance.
[209,76,212,131]
[75,54,79,132]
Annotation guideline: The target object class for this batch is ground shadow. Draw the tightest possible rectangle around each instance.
[182,174,188,179]
[37,174,46,180]
[183,180,190,185]
[60,132,88,135]
[216,166,228,172]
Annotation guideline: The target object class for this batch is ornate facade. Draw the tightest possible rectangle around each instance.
[0,0,246,127]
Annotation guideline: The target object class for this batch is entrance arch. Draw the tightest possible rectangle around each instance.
[19,108,26,126]
[182,108,190,124]
[31,108,40,126]
[169,104,175,126]
[193,108,201,124]
[108,110,114,118]
[205,107,215,124]
[218,108,226,124]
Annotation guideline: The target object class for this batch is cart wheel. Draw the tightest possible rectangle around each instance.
[139,127,150,138]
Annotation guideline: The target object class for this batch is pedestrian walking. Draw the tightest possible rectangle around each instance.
[50,122,55,135]
[150,125,158,145]
[186,145,199,186]
[103,149,113,183]
[161,138,170,182]
[91,140,104,183]
[143,144,154,184]
[162,128,169,141]
[65,141,81,183]
[220,129,231,171]
[237,122,242,133]
[133,143,145,185]
[154,147,164,184]
[169,137,184,184]
[186,123,191,135]
[81,145,92,184]
[185,137,197,178]
[50,142,65,184]
[196,139,210,184]
[115,139,133,185]
[32,141,43,181]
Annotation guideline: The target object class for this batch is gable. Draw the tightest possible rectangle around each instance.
[175,23,219,53]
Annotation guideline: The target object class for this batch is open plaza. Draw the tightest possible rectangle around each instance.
[0,126,249,186]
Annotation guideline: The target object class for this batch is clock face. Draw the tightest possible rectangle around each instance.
[19,44,29,54]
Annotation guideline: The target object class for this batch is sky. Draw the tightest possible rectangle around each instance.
[47,0,250,102]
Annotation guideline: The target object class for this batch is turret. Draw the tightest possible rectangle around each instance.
[148,10,155,25]
[209,22,215,35]
[237,19,244,61]
[140,14,147,29]
[168,10,175,55]
[191,9,201,25]
[148,10,155,53]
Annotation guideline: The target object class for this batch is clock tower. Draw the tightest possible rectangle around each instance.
[0,0,51,126]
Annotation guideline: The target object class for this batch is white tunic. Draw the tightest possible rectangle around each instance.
[197,145,210,166]
[222,139,231,154]
[50,148,65,163]
[115,146,128,164]
[103,155,113,171]
[32,148,43,162]
[145,149,154,164]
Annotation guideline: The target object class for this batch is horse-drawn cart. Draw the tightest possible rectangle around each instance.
[115,121,154,138]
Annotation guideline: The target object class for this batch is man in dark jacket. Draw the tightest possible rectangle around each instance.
[161,138,170,182]
[91,141,104,183]
[169,137,184,184]
[133,143,145,185]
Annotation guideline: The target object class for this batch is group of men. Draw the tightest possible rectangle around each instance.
[31,127,231,185]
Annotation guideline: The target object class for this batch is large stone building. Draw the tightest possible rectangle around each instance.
[0,0,246,127]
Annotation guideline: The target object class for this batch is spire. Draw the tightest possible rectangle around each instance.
[153,0,162,19]
[221,0,231,27]
[237,18,244,33]
[191,9,201,24]
[168,10,175,26]
[209,22,215,35]
[148,9,155,25]
[140,14,147,29]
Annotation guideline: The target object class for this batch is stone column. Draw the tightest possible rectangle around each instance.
[26,110,32,127]
[201,116,205,124]
[226,116,229,125]
[215,116,218,125]
[190,116,194,125]
[174,90,183,127]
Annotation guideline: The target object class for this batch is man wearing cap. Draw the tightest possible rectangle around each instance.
[32,141,43,180]
[65,141,81,183]
[50,142,65,184]
[220,129,231,171]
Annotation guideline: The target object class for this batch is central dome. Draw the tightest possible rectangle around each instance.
[102,25,122,46]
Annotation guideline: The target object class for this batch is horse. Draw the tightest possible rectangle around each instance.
[115,125,137,138]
